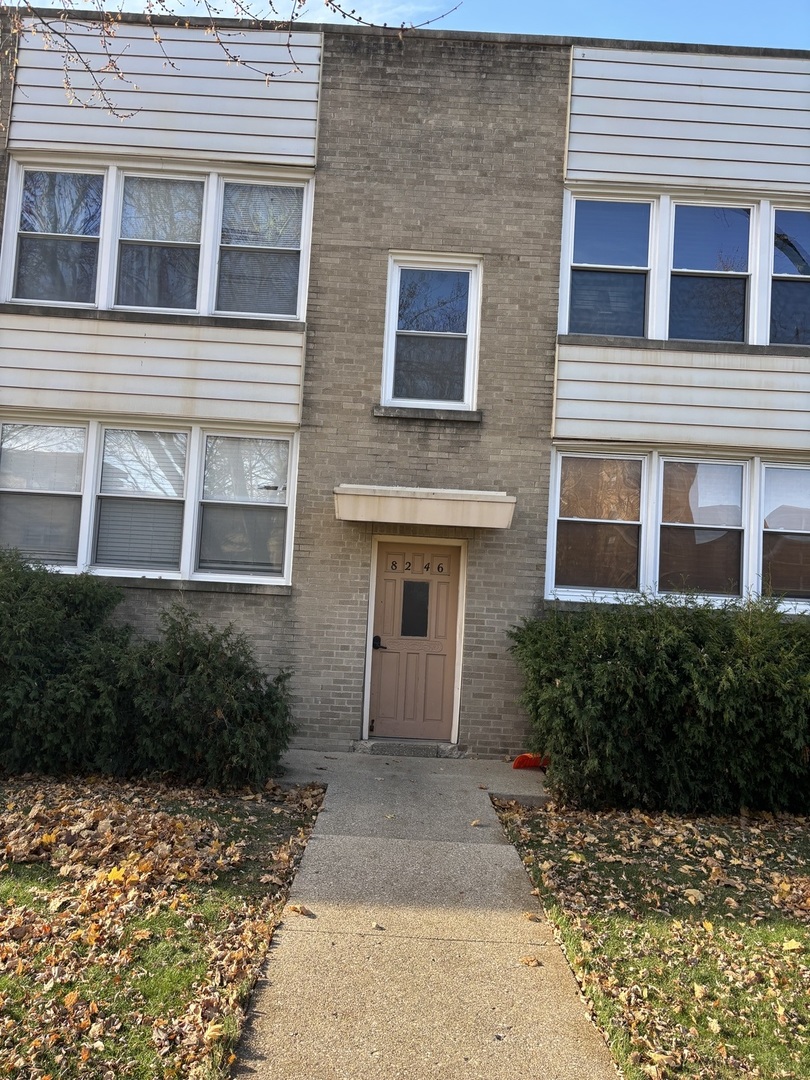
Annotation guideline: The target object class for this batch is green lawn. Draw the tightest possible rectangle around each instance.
[0,776,323,1079]
[496,800,810,1080]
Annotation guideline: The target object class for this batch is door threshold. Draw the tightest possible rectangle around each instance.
[353,739,468,759]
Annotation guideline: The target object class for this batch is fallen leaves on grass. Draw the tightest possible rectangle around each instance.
[0,776,323,1079]
[496,800,810,1080]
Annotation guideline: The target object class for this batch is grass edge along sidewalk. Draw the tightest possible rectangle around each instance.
[0,775,323,1080]
[495,799,810,1080]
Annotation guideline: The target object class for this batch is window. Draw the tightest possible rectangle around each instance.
[569,201,650,337]
[0,421,295,582]
[564,195,810,346]
[669,206,749,341]
[14,171,103,304]
[382,253,482,410]
[555,455,642,589]
[0,423,85,563]
[549,451,756,601]
[762,466,810,599]
[771,210,810,345]
[5,163,310,320]
[658,461,743,594]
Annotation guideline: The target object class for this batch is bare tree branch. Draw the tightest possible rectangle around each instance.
[2,1,462,119]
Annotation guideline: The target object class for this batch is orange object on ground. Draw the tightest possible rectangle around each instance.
[512,753,550,771]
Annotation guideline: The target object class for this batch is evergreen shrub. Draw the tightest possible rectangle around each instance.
[0,551,293,784]
[509,597,810,813]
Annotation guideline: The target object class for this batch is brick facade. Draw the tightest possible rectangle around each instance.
[288,29,569,754]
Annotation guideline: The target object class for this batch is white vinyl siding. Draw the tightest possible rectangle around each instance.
[0,313,305,426]
[555,342,810,453]
[10,24,321,168]
[568,48,810,193]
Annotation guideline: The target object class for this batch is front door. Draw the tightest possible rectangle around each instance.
[369,543,460,741]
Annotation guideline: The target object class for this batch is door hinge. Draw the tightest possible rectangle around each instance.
[369,718,375,734]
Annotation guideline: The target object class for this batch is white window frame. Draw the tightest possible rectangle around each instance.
[381,251,483,412]
[544,448,810,607]
[0,417,297,585]
[559,191,810,347]
[1,156,314,322]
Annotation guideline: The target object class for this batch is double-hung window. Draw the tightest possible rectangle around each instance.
[0,421,295,582]
[564,195,810,346]
[5,163,310,320]
[548,451,810,603]
[14,171,103,304]
[569,200,650,337]
[669,205,750,342]
[382,253,482,410]
[771,210,810,345]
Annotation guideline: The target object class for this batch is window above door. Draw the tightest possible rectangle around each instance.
[381,252,483,412]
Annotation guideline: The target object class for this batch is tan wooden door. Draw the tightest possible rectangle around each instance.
[369,543,460,741]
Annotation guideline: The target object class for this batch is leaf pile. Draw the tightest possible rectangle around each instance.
[0,776,323,1079]
[496,801,810,1080]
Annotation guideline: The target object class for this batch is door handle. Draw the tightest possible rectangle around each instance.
[372,635,388,650]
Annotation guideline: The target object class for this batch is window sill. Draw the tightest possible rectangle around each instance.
[373,405,483,423]
[0,302,306,334]
[114,577,292,596]
[558,333,810,358]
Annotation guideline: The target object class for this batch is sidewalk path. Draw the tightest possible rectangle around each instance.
[234,749,618,1080]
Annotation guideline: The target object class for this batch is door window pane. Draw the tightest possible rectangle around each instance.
[401,580,430,637]
[15,171,103,303]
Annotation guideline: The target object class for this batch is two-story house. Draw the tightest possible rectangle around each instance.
[1,17,808,758]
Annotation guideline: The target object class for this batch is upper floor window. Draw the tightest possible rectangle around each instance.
[382,253,482,411]
[563,195,810,347]
[0,420,295,583]
[4,162,311,320]
[570,200,650,337]
[772,209,810,345]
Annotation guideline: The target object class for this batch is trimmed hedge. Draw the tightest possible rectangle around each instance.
[509,597,810,813]
[0,550,294,785]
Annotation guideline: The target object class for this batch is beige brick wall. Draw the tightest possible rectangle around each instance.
[289,29,569,755]
[90,28,570,759]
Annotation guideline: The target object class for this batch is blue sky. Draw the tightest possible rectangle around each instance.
[300,0,810,50]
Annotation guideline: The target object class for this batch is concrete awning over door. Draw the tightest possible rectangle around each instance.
[333,485,516,529]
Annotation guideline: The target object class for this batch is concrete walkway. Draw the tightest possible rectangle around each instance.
[234,749,618,1080]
